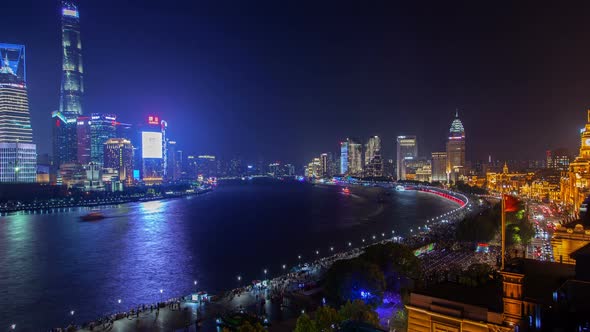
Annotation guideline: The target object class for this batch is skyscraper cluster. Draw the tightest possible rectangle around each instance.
[43,1,179,190]
[303,113,466,183]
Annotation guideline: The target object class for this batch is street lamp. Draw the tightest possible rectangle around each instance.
[237,275,242,282]
[282,264,286,270]
[315,250,319,255]
[330,246,334,252]
[348,242,352,247]
[10,324,16,330]
[117,299,121,304]
[70,310,75,316]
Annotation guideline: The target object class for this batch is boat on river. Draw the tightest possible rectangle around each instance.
[80,212,105,221]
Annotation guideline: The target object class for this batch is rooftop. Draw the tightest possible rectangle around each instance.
[413,281,503,313]
[503,259,576,305]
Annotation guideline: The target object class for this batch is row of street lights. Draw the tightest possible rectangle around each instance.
[16,193,468,332]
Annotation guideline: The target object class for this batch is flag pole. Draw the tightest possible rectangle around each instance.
[501,194,506,270]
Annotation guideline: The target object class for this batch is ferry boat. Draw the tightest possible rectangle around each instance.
[80,212,105,221]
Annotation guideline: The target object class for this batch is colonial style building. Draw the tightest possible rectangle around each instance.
[486,163,533,195]
[560,110,590,215]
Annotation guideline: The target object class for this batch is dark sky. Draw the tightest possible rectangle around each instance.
[2,1,590,165]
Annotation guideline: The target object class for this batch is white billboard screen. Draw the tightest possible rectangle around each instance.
[142,132,163,159]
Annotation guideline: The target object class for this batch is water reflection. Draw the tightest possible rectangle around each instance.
[0,181,456,330]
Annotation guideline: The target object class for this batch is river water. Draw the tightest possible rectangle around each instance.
[0,179,457,330]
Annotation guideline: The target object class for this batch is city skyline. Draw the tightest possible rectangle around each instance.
[1,1,589,165]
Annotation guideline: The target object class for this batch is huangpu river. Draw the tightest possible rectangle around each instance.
[0,179,458,330]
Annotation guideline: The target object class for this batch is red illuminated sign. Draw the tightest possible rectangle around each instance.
[148,115,160,125]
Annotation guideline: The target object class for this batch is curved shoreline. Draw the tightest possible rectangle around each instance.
[68,186,472,332]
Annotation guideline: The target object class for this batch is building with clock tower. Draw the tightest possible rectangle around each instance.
[560,110,590,214]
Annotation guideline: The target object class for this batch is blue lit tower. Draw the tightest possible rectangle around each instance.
[0,44,37,183]
[60,0,83,115]
[53,0,83,168]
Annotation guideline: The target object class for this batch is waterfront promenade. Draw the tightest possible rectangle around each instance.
[66,186,473,332]
[32,185,474,331]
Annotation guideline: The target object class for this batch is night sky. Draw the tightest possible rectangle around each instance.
[2,1,590,165]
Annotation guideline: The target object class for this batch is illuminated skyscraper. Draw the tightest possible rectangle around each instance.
[348,139,363,176]
[365,136,383,177]
[104,138,134,186]
[53,0,84,169]
[365,136,381,164]
[76,114,117,166]
[139,115,167,184]
[0,44,37,183]
[320,153,329,177]
[340,138,362,176]
[446,111,466,181]
[396,136,417,180]
[431,152,448,182]
[60,0,83,116]
[340,141,349,175]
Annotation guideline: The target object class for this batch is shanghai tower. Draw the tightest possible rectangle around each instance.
[52,0,83,168]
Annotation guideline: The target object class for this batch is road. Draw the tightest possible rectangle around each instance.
[526,201,561,262]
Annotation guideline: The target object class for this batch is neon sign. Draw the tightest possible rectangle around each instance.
[148,116,160,125]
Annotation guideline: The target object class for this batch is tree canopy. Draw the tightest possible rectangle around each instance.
[324,258,386,306]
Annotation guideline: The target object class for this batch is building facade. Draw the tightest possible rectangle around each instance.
[431,152,448,182]
[340,141,349,175]
[0,44,37,183]
[560,110,590,215]
[53,0,84,169]
[76,114,117,166]
[396,135,417,180]
[139,115,167,184]
[446,111,466,182]
[104,138,134,186]
[365,136,383,177]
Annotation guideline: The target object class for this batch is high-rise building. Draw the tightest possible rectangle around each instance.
[348,139,363,176]
[53,0,84,169]
[396,135,417,180]
[340,138,363,176]
[365,136,381,164]
[306,157,322,178]
[320,153,329,177]
[340,141,349,175]
[104,138,134,186]
[76,113,117,165]
[0,44,37,183]
[446,111,466,181]
[139,115,167,184]
[60,0,83,116]
[547,148,570,171]
[365,136,383,177]
[52,111,77,168]
[196,155,217,178]
[166,140,178,181]
[431,152,448,182]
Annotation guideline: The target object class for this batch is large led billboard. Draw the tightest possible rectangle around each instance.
[142,132,163,159]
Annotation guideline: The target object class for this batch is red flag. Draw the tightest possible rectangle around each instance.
[504,194,519,212]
